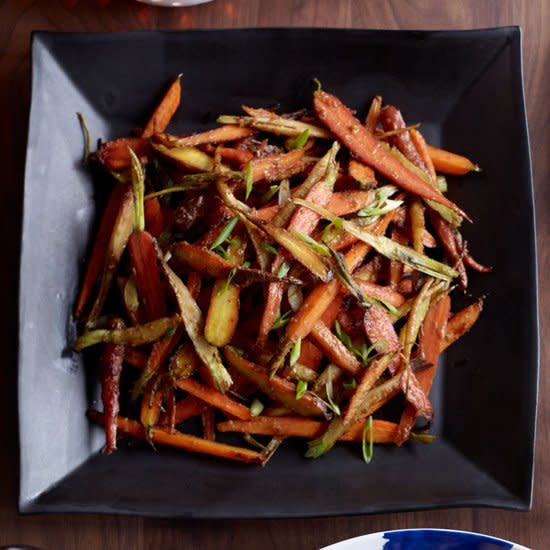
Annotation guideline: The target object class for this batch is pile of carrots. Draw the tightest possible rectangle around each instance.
[75,76,489,465]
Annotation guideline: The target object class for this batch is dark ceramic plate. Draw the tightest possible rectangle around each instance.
[19,27,537,518]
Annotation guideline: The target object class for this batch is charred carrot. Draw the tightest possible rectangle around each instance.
[313,88,469,220]
[88,409,263,464]
[440,298,484,352]
[427,144,480,175]
[100,318,125,454]
[75,183,127,320]
[142,75,181,138]
[176,377,251,421]
[98,137,149,171]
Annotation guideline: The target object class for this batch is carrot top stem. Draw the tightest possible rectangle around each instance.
[129,147,145,232]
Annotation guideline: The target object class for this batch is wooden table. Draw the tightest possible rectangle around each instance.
[1,1,548,548]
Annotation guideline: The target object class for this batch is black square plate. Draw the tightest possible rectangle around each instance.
[19,27,537,518]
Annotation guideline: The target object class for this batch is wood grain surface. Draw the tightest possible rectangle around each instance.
[0,1,548,548]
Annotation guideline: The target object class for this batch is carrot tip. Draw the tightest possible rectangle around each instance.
[473,164,482,173]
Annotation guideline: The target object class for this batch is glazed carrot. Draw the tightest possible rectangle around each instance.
[88,409,263,464]
[309,321,362,375]
[140,377,163,438]
[319,292,345,328]
[396,294,451,445]
[124,348,148,369]
[144,197,164,238]
[410,129,437,182]
[223,347,329,418]
[176,377,251,421]
[219,147,254,165]
[427,144,480,175]
[409,200,425,254]
[201,407,216,441]
[363,305,400,355]
[428,210,468,289]
[186,271,202,300]
[174,395,208,423]
[75,183,127,320]
[298,339,323,371]
[100,318,125,454]
[98,137,149,171]
[355,280,406,308]
[379,105,429,174]
[365,95,382,133]
[440,298,484,352]
[250,148,306,183]
[157,125,254,147]
[313,89,469,220]
[217,416,399,443]
[463,250,492,273]
[348,159,376,187]
[142,75,181,138]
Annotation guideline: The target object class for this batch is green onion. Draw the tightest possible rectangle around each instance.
[293,231,331,256]
[437,175,448,193]
[289,337,302,367]
[210,216,239,251]
[325,379,341,416]
[259,184,280,205]
[321,218,343,243]
[250,398,264,417]
[410,432,436,444]
[295,379,307,400]
[76,112,91,164]
[277,261,291,279]
[163,326,178,340]
[244,162,253,200]
[243,434,266,450]
[361,416,374,464]
[128,148,145,232]
[342,378,357,390]
[212,245,230,261]
[242,260,251,269]
[261,242,278,255]
[329,248,368,308]
[288,128,310,150]
[272,310,292,330]
[218,266,237,296]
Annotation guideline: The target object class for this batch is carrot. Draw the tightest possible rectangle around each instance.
[157,125,254,148]
[88,409,263,464]
[313,89,469,220]
[396,294,451,445]
[75,183,127,320]
[100,318,125,454]
[186,271,202,300]
[409,199,425,254]
[217,416,399,443]
[144,197,164,238]
[355,280,406,308]
[223,347,329,418]
[463,250,492,273]
[175,395,208,423]
[427,144,480,175]
[440,298,484,352]
[410,129,437,182]
[98,137,149,171]
[298,339,323,371]
[172,241,234,279]
[250,148,306,182]
[364,95,382,133]
[201,407,216,441]
[176,377,251,421]
[219,147,254,165]
[124,348,148,369]
[348,159,376,187]
[257,271,285,347]
[142,75,181,138]
[379,105,429,175]
[363,305,400,355]
[428,210,468,289]
[319,292,344,328]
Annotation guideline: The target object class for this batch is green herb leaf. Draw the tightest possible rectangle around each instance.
[163,326,178,340]
[244,162,253,200]
[361,416,374,464]
[288,128,310,150]
[212,245,230,260]
[321,218,343,244]
[210,216,239,251]
[289,337,302,367]
[272,310,292,330]
[261,242,278,255]
[342,378,357,390]
[218,266,237,296]
[329,248,369,308]
[293,231,331,257]
[437,175,448,193]
[242,260,252,269]
[295,379,307,400]
[277,261,291,279]
[259,184,280,205]
[325,379,341,416]
[250,398,264,417]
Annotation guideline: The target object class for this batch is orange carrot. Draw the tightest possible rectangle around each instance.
[175,395,208,423]
[313,89,469,220]
[348,159,376,186]
[144,197,164,238]
[250,148,306,182]
[75,183,127,320]
[201,407,216,441]
[298,339,323,371]
[140,377,163,437]
[410,129,437,182]
[186,271,202,300]
[364,95,382,133]
[355,280,405,308]
[124,348,148,369]
[176,378,251,421]
[363,305,400,354]
[219,147,254,165]
[88,409,263,464]
[171,241,234,279]
[427,144,480,175]
[142,75,181,138]
[217,416,399,443]
[98,137,149,171]
[157,125,254,147]
[440,298,484,352]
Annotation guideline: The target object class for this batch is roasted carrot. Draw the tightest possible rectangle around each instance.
[186,271,202,300]
[364,95,382,133]
[201,407,216,441]
[250,148,306,183]
[427,144,480,175]
[98,137,149,171]
[297,339,323,371]
[144,197,164,238]
[100,318,125,454]
[348,159,376,187]
[410,129,437,182]
[174,395,208,423]
[363,305,400,355]
[219,147,254,165]
[142,75,181,138]
[176,377,251,421]
[158,125,254,148]
[88,409,263,464]
[75,183,127,320]
[218,416,399,443]
[140,376,163,439]
[355,280,406,308]
[223,347,329,418]
[440,298,484,352]
[124,348,148,369]
[313,88,469,220]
